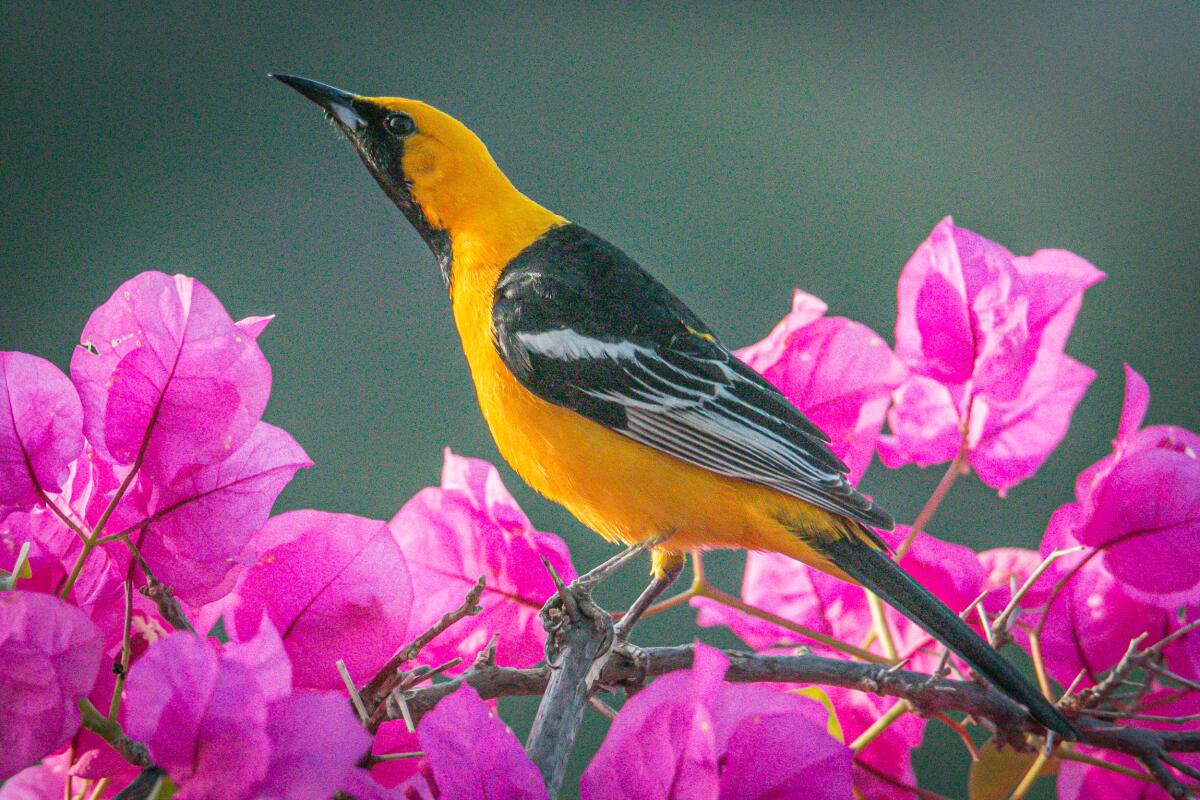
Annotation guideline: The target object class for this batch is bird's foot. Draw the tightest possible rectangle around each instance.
[540,579,613,667]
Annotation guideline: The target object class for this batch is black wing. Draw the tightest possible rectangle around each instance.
[492,223,893,531]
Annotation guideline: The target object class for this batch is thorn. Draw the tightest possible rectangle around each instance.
[336,659,368,723]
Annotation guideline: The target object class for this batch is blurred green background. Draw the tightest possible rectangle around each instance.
[3,3,1197,797]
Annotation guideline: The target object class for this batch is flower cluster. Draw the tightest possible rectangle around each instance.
[0,272,575,797]
[2,217,1197,800]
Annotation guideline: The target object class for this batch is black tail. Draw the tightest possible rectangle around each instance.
[817,533,1078,740]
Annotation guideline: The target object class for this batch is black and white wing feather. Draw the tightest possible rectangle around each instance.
[492,223,893,531]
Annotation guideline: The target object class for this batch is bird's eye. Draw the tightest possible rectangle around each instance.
[383,112,416,137]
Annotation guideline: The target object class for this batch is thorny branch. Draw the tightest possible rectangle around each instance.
[359,574,486,728]
[377,643,1200,797]
[80,547,1200,799]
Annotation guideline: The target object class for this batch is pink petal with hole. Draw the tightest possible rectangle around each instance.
[0,352,84,508]
[70,272,271,484]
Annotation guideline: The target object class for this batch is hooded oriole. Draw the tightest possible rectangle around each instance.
[273,74,1076,739]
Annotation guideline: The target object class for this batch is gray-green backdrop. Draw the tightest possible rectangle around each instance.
[3,3,1198,797]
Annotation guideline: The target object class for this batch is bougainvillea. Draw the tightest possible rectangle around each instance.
[879,217,1105,493]
[2,218,1196,800]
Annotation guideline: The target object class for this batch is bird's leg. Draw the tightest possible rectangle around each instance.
[540,541,655,666]
[605,551,686,690]
[613,552,686,641]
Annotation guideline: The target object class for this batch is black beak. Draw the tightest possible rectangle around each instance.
[271,73,367,132]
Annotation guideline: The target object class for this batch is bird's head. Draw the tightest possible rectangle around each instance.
[273,74,545,284]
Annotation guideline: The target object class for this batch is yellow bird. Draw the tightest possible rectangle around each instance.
[273,74,1075,739]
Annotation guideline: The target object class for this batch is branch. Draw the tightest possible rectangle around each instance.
[384,644,1200,786]
[522,551,631,800]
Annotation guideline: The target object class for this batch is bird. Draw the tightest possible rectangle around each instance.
[272,73,1077,740]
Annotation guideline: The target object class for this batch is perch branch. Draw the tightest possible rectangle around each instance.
[382,643,1200,796]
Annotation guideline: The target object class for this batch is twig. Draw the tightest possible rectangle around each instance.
[109,565,136,720]
[362,751,424,766]
[850,699,910,751]
[1078,620,1200,709]
[359,575,486,712]
[337,659,369,723]
[896,425,971,558]
[589,696,619,721]
[384,643,1200,785]
[990,546,1087,636]
[77,699,152,768]
[695,583,889,664]
[138,573,195,634]
[2,540,31,590]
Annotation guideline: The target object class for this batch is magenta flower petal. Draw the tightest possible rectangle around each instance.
[416,683,547,800]
[1035,506,1172,687]
[1013,248,1106,361]
[389,450,575,669]
[878,375,963,469]
[258,691,373,800]
[737,290,907,482]
[1080,447,1200,607]
[236,314,274,340]
[70,272,271,484]
[0,591,104,779]
[886,218,1103,491]
[712,684,853,800]
[123,632,271,800]
[968,354,1095,493]
[582,644,852,800]
[371,719,423,788]
[1116,363,1151,443]
[117,421,311,604]
[1057,365,1200,608]
[229,510,412,689]
[581,644,728,800]
[893,218,977,385]
[223,612,292,703]
[826,686,925,799]
[0,352,84,508]
[0,753,73,800]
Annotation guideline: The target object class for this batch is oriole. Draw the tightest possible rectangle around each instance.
[273,74,1076,739]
